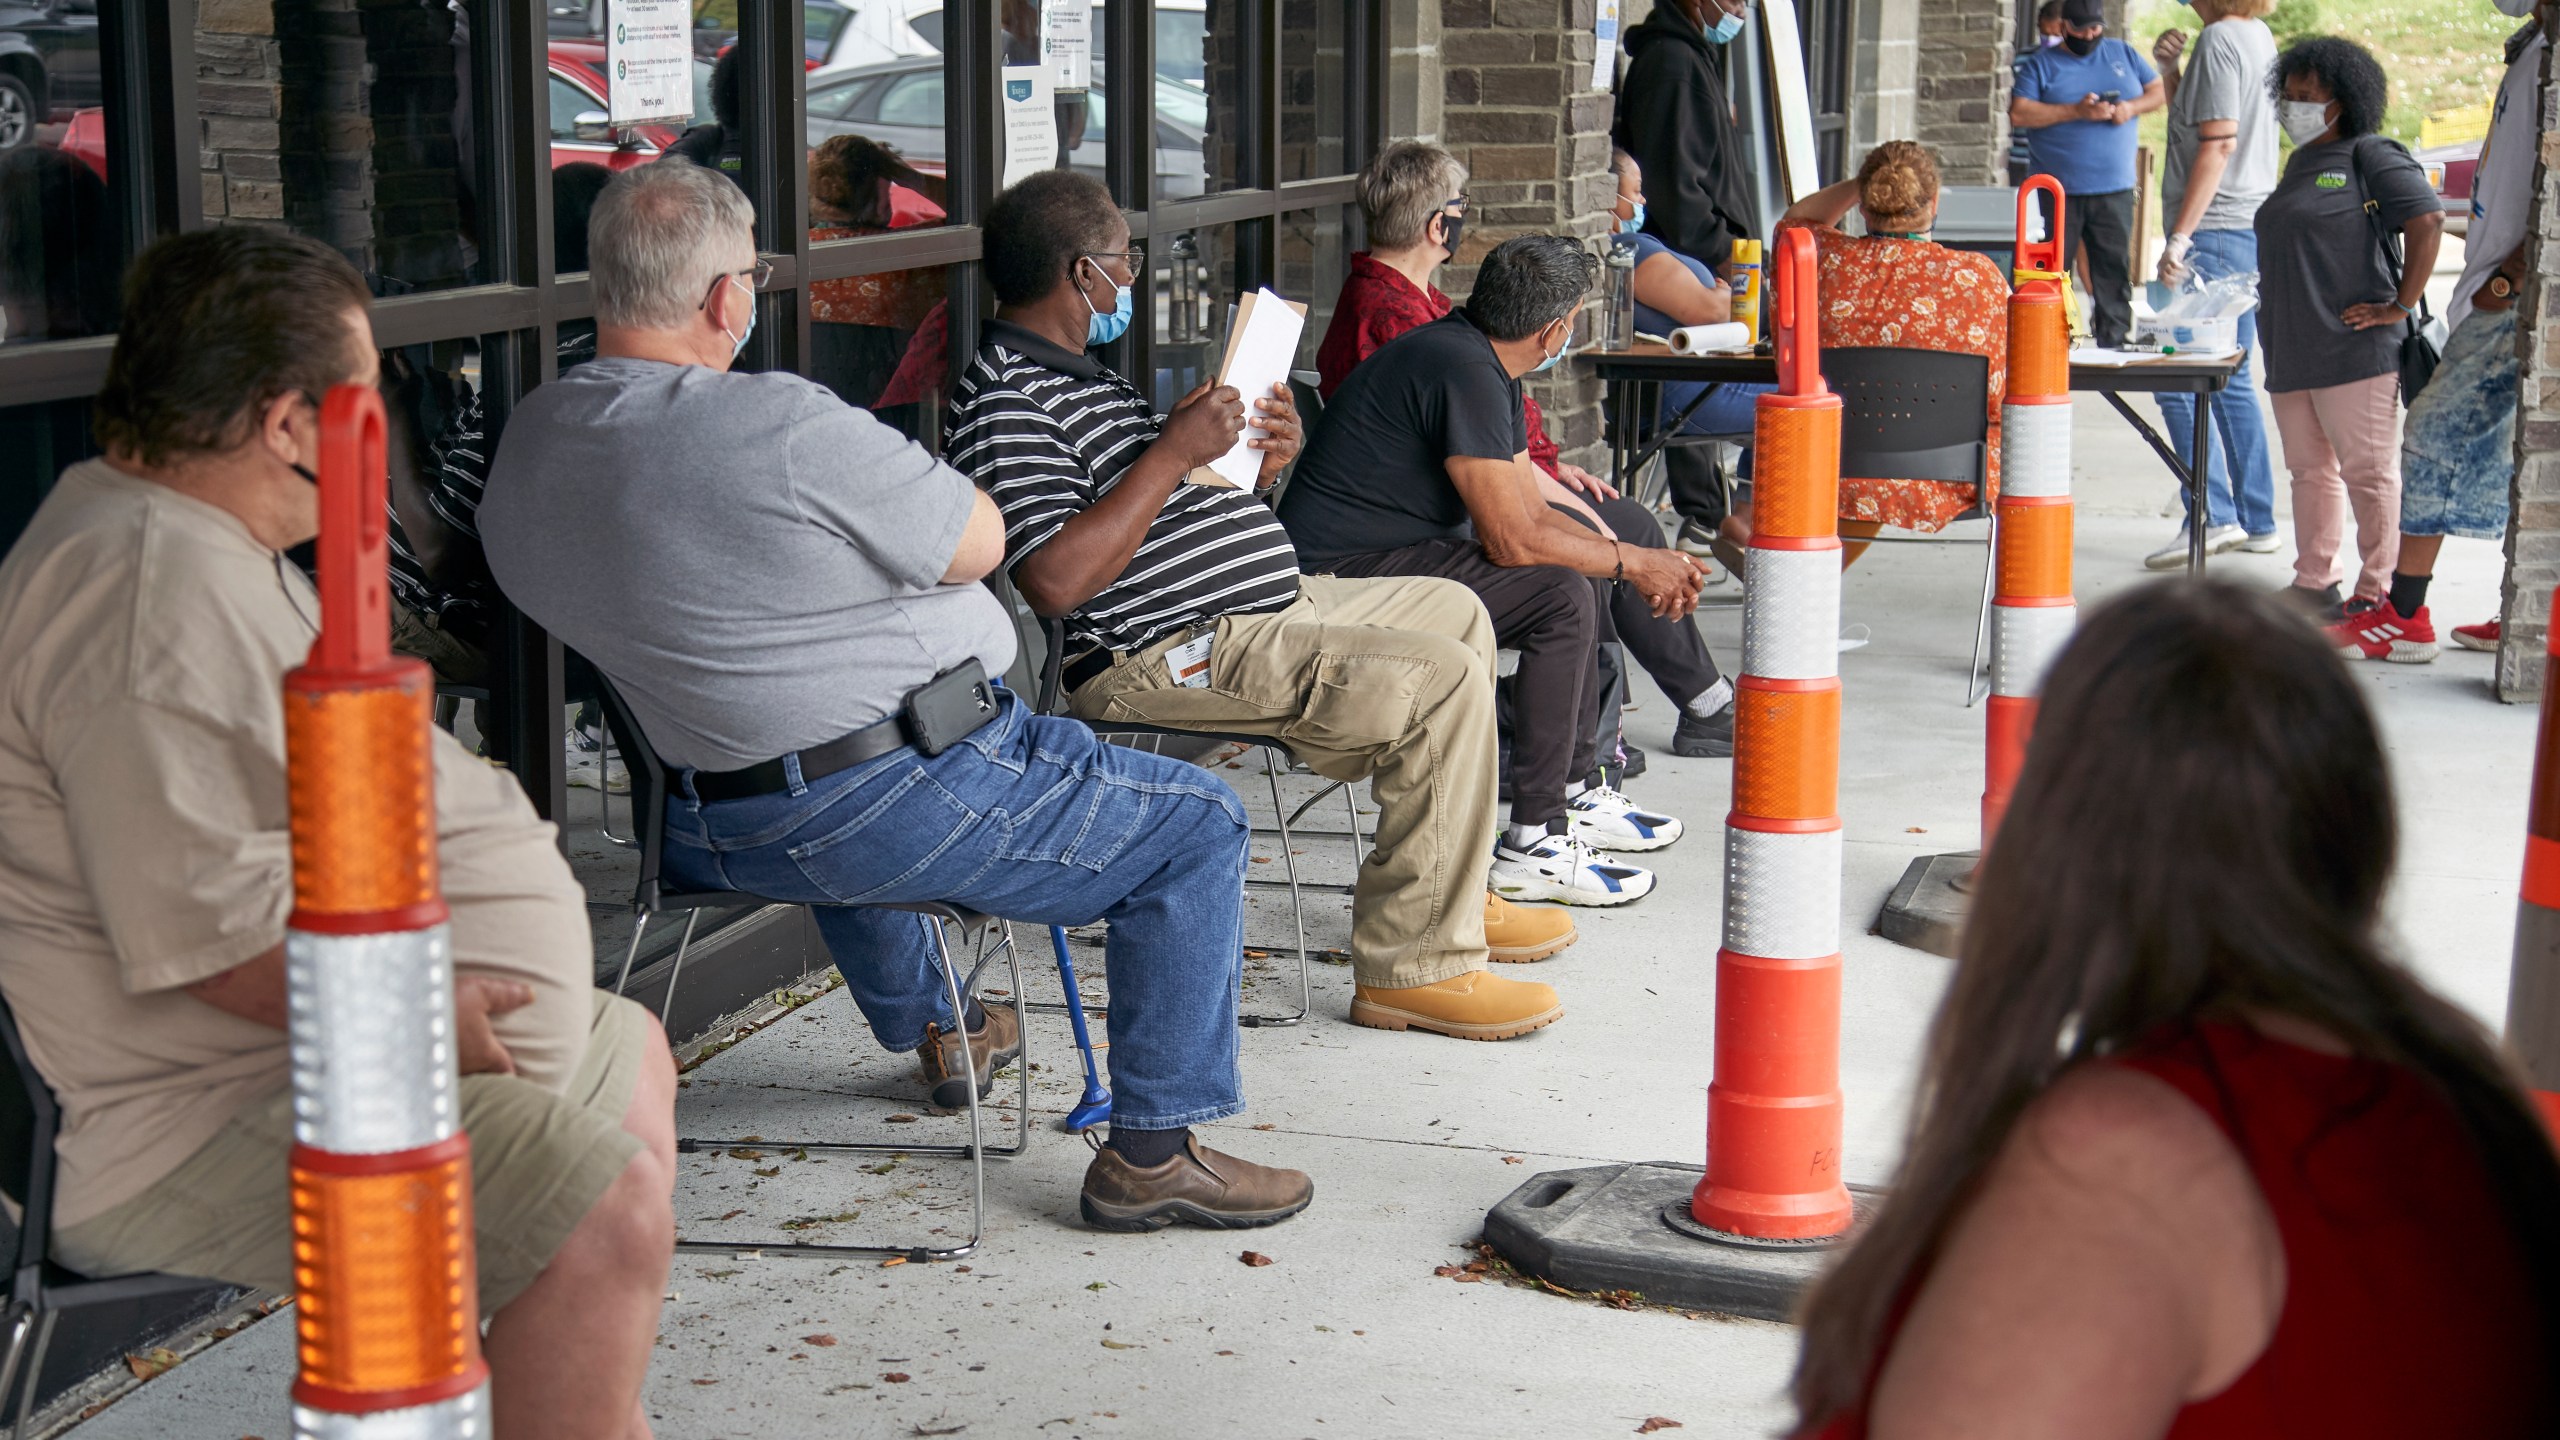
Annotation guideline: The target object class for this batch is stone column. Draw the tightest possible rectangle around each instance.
[2498,36,2560,701]
[1439,0,1615,473]
[195,0,288,227]
[1853,0,1920,159]
[1915,0,2014,184]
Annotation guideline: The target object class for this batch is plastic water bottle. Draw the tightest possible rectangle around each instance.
[1602,236,1637,351]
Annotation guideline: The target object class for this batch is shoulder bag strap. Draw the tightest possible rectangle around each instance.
[2350,135,2432,336]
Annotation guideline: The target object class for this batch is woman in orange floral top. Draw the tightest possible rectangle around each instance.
[1747,141,2008,563]
[807,134,949,411]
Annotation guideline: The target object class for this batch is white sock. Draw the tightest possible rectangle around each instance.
[1503,821,1551,852]
[1565,778,1590,801]
[1686,678,1734,719]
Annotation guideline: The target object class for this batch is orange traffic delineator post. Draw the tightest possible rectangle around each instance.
[1692,226,1854,1241]
[283,385,489,1437]
[1481,231,1851,1313]
[1984,176,2076,856]
[2507,598,2560,1140]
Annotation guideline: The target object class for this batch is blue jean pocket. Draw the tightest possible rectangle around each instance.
[990,764,1147,872]
[783,765,986,904]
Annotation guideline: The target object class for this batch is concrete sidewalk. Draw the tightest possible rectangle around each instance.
[62,389,2535,1440]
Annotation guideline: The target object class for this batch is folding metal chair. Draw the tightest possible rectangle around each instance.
[594,673,1101,1261]
[0,999,210,1438]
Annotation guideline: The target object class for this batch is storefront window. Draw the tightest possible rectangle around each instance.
[546,3,726,236]
[0,138,119,347]
[806,263,954,444]
[1279,0,1351,182]
[1164,0,1241,201]
[1148,223,1237,407]
[1280,207,1348,372]
[0,398,94,548]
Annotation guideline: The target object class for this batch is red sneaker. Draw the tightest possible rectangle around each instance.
[2452,618,2501,653]
[2327,603,2438,664]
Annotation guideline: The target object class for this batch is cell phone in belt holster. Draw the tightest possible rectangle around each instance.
[903,660,1000,756]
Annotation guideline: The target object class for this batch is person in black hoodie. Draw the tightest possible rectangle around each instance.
[1612,0,1763,557]
[1613,0,1760,277]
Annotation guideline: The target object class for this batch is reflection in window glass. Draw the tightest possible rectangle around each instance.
[1161,0,1237,200]
[548,7,724,187]
[0,141,118,346]
[1280,0,1353,182]
[988,0,1106,190]
[1280,208,1350,373]
[806,265,953,446]
[0,399,95,550]
[1150,225,1238,409]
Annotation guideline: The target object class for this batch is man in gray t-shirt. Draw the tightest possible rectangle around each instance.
[2139,2,2281,568]
[482,161,1313,1234]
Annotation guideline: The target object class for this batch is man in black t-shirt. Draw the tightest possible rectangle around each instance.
[1282,236,1712,910]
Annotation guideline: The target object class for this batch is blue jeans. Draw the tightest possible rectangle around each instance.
[2154,228,2278,536]
[1667,380,1773,436]
[2400,305,2520,540]
[662,692,1250,1130]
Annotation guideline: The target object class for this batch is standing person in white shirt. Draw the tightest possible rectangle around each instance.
[2146,0,2283,569]
[2327,0,2553,663]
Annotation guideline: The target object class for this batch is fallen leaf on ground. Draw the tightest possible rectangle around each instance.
[881,1256,908,1268]
[752,1166,780,1177]
[886,1114,921,1124]
[718,1210,747,1222]
[882,1371,911,1383]
[1099,1338,1141,1349]
[1252,1123,1276,1130]
[1085,1281,1109,1291]
[123,1348,179,1381]
[1215,1350,1235,1356]
[912,1421,968,1437]
[726,1148,766,1161]
[1433,1265,1464,1277]
[804,1334,838,1347]
[1636,1420,1684,1434]
[1501,1155,1523,1164]
[690,1378,718,1387]
[1905,826,1927,834]
[1239,1250,1274,1267]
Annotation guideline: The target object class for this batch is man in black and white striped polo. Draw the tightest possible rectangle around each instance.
[949,171,1573,1045]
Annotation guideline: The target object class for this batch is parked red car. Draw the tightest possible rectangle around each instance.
[545,38,716,170]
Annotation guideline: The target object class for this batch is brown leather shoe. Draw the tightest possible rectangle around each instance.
[1348,970,1562,1040]
[917,1004,1022,1110]
[1079,1135,1314,1233]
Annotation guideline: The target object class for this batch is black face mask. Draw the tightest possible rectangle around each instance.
[1438,211,1466,260]
[2063,31,2099,54]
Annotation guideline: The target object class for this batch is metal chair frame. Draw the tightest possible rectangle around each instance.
[594,675,1034,1263]
[0,999,208,1438]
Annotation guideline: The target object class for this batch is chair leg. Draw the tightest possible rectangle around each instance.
[1967,510,1999,707]
[613,911,651,997]
[654,911,702,1025]
[0,1304,32,1440]
[1343,781,1367,872]
[671,910,1009,1261]
[1242,748,1311,1029]
[11,1309,55,1440]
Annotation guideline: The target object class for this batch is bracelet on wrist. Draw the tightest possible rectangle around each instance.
[1612,542,1625,583]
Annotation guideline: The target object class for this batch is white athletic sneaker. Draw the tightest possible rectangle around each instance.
[1566,785,1683,852]
[1489,832,1656,907]
[567,729,630,794]
[2143,524,2246,571]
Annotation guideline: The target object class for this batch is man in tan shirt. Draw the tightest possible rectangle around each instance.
[0,228,675,1440]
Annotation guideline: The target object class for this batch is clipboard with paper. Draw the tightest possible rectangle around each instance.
[1185,287,1308,489]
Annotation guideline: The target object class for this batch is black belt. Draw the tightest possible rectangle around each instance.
[1061,646,1116,694]
[693,708,981,803]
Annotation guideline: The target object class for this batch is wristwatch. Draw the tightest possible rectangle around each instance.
[2489,273,2518,301]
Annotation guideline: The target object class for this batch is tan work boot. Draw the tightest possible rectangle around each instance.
[1080,1134,1314,1232]
[917,1004,1022,1110]
[1348,970,1563,1041]
[1485,891,1576,962]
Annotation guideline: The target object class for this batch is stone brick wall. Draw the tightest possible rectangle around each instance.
[1915,0,2014,184]
[1438,0,1616,474]
[2496,35,2560,700]
[1853,0,1919,158]
[194,0,470,289]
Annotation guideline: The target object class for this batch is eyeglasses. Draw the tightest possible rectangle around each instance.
[699,258,775,309]
[1443,194,1470,214]
[1079,246,1146,276]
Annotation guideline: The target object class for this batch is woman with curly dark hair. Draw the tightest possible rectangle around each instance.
[1791,581,2560,1439]
[2254,37,2443,623]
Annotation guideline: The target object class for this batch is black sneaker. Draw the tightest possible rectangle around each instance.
[1672,703,1734,758]
[2276,582,2344,622]
[1615,742,1648,782]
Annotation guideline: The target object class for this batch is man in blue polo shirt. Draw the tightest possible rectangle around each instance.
[2009,0,2164,347]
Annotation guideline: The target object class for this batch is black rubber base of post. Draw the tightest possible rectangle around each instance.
[1483,1163,1879,1322]
[1875,850,1977,959]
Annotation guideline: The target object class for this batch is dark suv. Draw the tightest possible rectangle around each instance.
[0,0,97,154]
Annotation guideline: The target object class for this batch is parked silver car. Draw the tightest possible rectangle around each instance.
[804,54,1207,199]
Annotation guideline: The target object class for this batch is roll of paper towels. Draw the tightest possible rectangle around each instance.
[1668,323,1752,355]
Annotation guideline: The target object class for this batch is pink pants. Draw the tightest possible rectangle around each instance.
[2271,373,2402,601]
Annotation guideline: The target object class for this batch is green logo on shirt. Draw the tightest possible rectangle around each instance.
[2316,172,2348,189]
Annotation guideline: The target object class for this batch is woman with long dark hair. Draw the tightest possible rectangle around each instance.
[1794,581,2560,1438]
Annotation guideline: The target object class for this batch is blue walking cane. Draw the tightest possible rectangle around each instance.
[1049,925,1113,1132]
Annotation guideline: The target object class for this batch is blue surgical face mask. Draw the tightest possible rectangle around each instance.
[1617,200,1647,235]
[1707,10,1745,42]
[1082,259,1134,347]
[1532,325,1568,374]
[722,274,756,360]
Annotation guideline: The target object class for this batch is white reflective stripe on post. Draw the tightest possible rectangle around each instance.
[1722,825,1843,960]
[1741,547,1844,681]
[295,1391,487,1440]
[287,926,460,1155]
[1998,402,2074,499]
[1990,603,2078,699]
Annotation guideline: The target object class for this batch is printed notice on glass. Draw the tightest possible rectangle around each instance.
[1591,0,1622,90]
[999,64,1058,189]
[607,0,695,126]
[1043,2,1093,93]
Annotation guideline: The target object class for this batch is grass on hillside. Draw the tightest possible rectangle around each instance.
[2125,0,2522,147]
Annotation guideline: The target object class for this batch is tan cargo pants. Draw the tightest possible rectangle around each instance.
[1071,574,1498,989]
